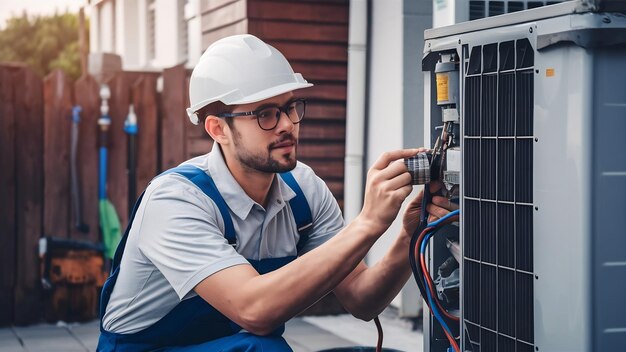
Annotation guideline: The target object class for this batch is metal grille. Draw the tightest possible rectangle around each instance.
[462,38,535,351]
[469,0,569,20]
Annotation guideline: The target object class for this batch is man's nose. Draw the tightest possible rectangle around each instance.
[274,111,295,134]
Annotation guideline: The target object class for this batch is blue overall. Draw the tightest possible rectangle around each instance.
[97,165,313,351]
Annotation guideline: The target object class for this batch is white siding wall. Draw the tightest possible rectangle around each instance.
[154,0,181,68]
[366,0,405,308]
[90,0,201,70]
[90,3,100,53]
[137,0,149,67]
[185,0,202,68]
[99,1,115,53]
[115,0,140,68]
[362,0,431,316]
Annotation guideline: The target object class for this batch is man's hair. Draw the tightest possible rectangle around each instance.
[196,101,234,127]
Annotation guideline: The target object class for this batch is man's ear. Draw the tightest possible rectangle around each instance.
[205,115,230,145]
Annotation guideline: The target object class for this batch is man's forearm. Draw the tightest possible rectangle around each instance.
[341,230,414,320]
[196,215,382,335]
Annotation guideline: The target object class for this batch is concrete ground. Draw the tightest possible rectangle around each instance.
[0,313,423,352]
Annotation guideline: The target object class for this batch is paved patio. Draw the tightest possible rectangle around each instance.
[0,313,422,352]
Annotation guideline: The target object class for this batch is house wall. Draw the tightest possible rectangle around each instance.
[199,0,349,207]
[364,0,432,316]
[200,0,248,48]
[115,0,140,67]
[154,0,185,68]
[90,0,202,70]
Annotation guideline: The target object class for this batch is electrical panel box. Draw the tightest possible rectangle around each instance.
[421,1,626,351]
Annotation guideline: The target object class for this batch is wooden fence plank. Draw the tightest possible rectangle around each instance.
[186,122,209,140]
[106,73,131,226]
[187,137,214,159]
[73,75,101,243]
[184,73,206,160]
[185,66,205,142]
[13,67,44,324]
[132,76,159,194]
[0,66,17,326]
[124,71,160,87]
[43,69,73,238]
[161,64,187,170]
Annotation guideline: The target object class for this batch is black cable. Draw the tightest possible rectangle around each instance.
[410,185,459,326]
[374,316,383,352]
[409,186,431,309]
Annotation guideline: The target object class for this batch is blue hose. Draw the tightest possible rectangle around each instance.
[99,147,107,200]
[420,209,460,338]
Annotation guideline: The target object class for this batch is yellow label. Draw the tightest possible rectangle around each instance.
[436,73,449,102]
[546,68,555,77]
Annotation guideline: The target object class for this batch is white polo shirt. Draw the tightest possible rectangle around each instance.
[102,146,344,334]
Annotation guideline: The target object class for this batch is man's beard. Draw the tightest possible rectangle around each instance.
[231,129,297,173]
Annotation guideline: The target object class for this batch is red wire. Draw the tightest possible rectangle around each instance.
[374,316,383,352]
[415,225,458,322]
[414,217,461,352]
[418,242,460,352]
[417,246,459,322]
[418,217,460,322]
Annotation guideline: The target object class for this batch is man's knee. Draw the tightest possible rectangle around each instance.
[239,333,293,351]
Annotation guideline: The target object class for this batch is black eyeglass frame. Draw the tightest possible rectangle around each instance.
[215,98,307,131]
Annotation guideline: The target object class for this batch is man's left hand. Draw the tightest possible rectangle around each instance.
[401,181,458,238]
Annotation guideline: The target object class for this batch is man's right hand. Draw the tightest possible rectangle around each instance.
[359,149,425,235]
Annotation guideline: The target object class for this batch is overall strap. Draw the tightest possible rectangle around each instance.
[111,165,236,271]
[161,164,237,245]
[111,167,311,271]
[278,172,313,252]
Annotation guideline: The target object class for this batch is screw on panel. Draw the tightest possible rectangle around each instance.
[602,17,611,24]
[535,137,538,142]
[529,27,533,33]
[458,39,461,44]
[536,69,539,74]
[535,275,539,280]
[536,347,539,351]
[535,206,539,211]
[428,42,431,47]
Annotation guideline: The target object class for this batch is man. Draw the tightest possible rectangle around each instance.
[97,34,454,351]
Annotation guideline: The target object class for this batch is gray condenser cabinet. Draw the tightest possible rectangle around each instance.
[421,1,626,351]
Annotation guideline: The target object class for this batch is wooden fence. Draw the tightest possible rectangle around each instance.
[0,59,347,325]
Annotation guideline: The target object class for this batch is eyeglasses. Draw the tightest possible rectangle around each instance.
[216,98,306,131]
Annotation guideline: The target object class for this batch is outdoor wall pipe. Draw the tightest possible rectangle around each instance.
[344,0,371,223]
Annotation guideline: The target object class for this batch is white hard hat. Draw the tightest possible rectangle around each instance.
[186,34,313,125]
